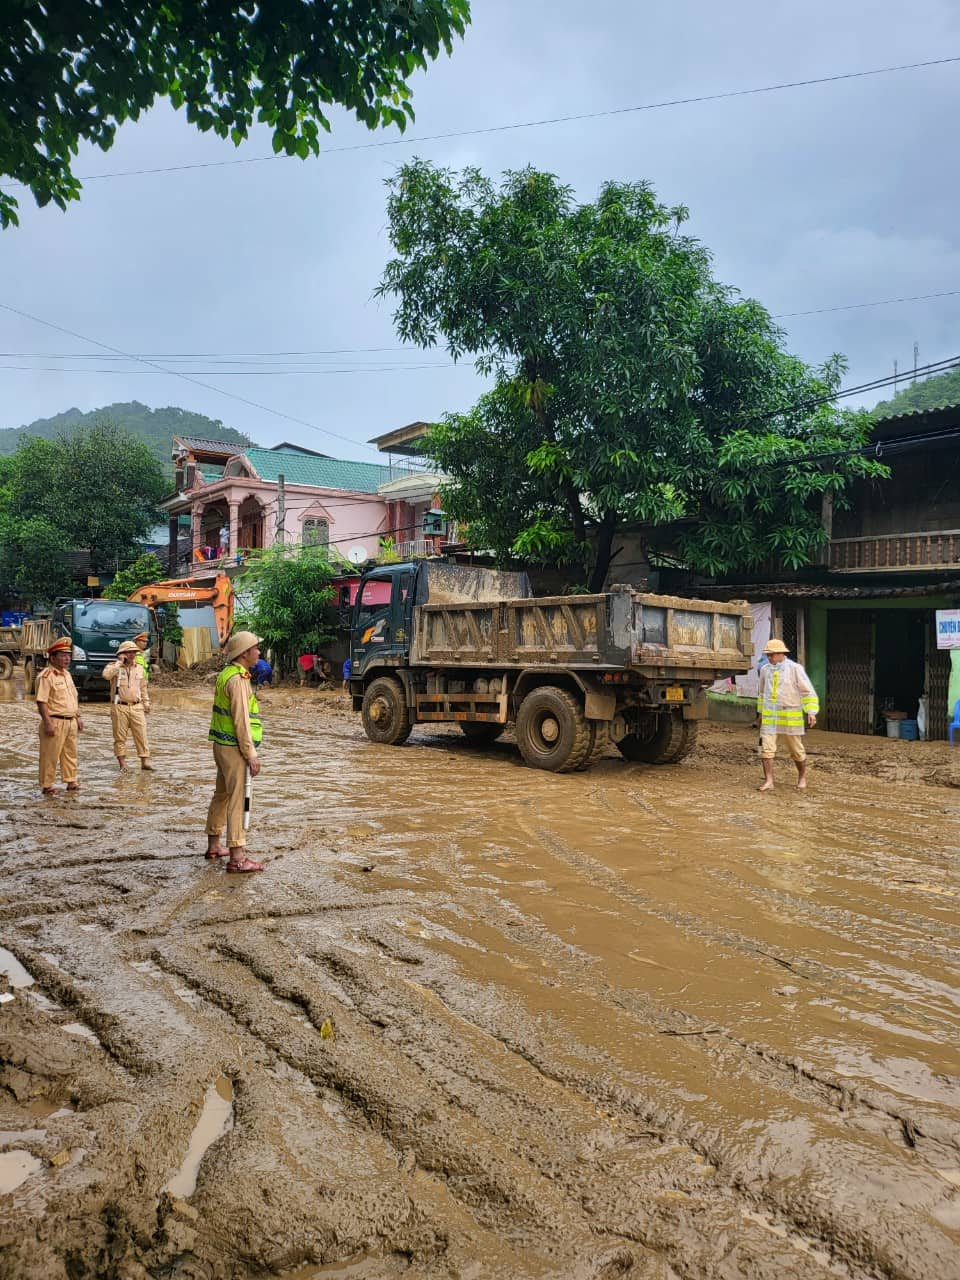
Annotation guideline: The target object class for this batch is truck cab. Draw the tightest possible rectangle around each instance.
[350,563,418,677]
[53,598,157,692]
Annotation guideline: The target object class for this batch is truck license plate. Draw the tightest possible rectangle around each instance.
[665,685,684,702]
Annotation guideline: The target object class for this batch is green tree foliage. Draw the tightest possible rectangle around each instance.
[235,545,336,674]
[0,421,167,602]
[872,367,960,419]
[103,551,167,600]
[379,163,887,588]
[0,1,471,228]
[0,401,254,470]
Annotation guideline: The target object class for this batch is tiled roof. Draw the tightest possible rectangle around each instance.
[242,447,404,493]
[697,579,960,600]
[175,435,247,455]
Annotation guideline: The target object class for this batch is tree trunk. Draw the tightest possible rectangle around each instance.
[588,512,619,593]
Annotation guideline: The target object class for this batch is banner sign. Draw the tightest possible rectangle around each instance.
[935,609,960,649]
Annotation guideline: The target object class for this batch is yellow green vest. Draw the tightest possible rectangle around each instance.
[209,663,262,748]
[135,650,150,682]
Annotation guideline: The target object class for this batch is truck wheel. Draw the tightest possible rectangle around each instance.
[460,722,505,746]
[361,677,412,746]
[516,686,591,773]
[0,655,13,681]
[618,711,698,765]
[576,720,611,770]
[24,659,36,696]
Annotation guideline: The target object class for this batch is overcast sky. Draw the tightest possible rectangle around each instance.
[1,0,958,461]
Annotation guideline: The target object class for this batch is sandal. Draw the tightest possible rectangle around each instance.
[204,847,230,860]
[226,857,264,874]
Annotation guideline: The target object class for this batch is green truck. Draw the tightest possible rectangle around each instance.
[20,598,157,695]
[349,562,752,773]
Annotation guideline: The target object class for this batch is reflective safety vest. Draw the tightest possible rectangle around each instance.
[209,664,263,748]
[757,658,819,735]
[135,650,150,682]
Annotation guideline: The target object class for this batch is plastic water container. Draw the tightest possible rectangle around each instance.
[885,718,901,739]
[899,719,919,741]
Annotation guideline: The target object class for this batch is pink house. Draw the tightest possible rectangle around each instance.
[162,437,404,573]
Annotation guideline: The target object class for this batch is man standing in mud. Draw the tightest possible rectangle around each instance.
[35,636,84,794]
[757,638,819,791]
[103,641,153,772]
[205,631,264,873]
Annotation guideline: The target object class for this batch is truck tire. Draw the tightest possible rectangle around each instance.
[24,658,36,696]
[460,723,506,746]
[516,685,591,773]
[618,711,698,765]
[0,655,13,681]
[577,720,611,770]
[361,677,412,746]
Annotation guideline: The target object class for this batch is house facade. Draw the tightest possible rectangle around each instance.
[163,436,409,574]
[700,404,960,739]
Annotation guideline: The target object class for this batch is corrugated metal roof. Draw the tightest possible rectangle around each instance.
[871,402,960,441]
[242,447,401,493]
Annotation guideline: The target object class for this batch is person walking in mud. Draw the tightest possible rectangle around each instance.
[35,636,84,795]
[103,641,153,772]
[205,631,264,873]
[756,638,819,791]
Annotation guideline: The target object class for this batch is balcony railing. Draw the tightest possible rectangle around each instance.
[828,528,960,572]
[395,538,435,560]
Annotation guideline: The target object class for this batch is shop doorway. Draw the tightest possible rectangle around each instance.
[874,610,926,725]
[826,612,874,734]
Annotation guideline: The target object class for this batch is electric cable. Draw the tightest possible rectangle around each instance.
[2,54,955,188]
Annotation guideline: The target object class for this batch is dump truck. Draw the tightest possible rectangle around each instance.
[349,562,752,773]
[20,599,158,695]
[0,625,19,681]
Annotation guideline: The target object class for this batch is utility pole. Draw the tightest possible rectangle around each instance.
[893,359,898,393]
[913,341,919,384]
[276,474,286,546]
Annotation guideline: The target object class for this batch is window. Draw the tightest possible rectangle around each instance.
[303,517,329,547]
[357,577,393,619]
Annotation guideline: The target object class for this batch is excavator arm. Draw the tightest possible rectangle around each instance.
[129,574,235,647]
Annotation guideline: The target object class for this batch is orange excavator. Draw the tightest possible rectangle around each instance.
[128,573,234,647]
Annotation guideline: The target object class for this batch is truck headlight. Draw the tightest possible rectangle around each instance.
[72,645,86,660]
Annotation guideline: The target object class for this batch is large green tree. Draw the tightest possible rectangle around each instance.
[0,1,471,228]
[378,163,887,590]
[0,421,167,602]
[235,544,336,674]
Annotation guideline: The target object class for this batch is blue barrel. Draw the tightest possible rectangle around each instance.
[899,719,919,741]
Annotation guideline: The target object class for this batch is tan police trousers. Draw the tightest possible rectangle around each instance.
[38,718,78,788]
[205,744,249,848]
[111,703,150,759]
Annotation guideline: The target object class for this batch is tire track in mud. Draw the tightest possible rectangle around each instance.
[147,933,673,1280]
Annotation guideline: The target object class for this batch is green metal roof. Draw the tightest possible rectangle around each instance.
[242,447,400,493]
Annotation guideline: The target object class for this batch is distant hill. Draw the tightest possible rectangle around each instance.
[0,401,256,467]
[872,367,960,420]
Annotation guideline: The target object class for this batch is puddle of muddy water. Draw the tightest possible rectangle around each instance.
[0,1150,43,1194]
[0,946,35,988]
[162,1075,234,1200]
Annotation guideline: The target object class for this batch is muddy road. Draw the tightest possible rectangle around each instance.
[0,682,958,1280]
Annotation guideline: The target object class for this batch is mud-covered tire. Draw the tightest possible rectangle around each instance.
[0,655,13,681]
[618,711,698,765]
[361,676,412,746]
[576,720,611,771]
[515,685,591,773]
[460,722,506,746]
[24,659,36,696]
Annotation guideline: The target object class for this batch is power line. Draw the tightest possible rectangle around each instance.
[0,361,467,376]
[2,55,956,189]
[0,300,388,458]
[773,288,960,319]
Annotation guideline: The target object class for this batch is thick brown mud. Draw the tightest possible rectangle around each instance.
[0,679,958,1279]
